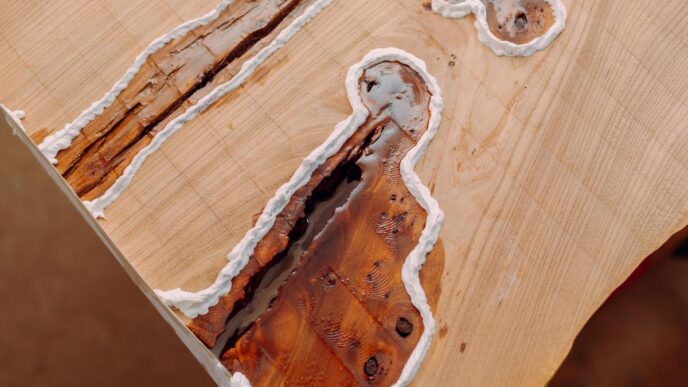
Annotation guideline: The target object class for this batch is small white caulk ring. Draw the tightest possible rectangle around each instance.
[33,1,334,384]
[37,0,238,164]
[431,0,567,57]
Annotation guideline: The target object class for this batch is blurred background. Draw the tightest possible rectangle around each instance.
[1,114,686,386]
[550,227,688,387]
[0,115,214,387]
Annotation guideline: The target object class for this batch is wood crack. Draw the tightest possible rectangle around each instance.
[54,0,309,200]
[190,61,445,386]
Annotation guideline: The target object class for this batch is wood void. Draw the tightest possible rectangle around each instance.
[484,0,556,44]
[46,0,313,201]
[194,61,444,385]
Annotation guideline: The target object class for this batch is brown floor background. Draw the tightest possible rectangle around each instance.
[0,119,214,386]
[550,228,688,387]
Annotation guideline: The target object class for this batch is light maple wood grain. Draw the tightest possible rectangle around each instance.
[1,0,687,385]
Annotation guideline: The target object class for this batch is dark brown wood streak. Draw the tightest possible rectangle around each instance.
[47,0,315,201]
[189,61,445,385]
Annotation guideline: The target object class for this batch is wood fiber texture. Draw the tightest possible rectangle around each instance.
[1,0,687,385]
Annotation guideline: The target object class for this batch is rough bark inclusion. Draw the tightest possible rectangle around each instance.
[191,61,440,386]
[212,156,365,357]
[484,0,555,44]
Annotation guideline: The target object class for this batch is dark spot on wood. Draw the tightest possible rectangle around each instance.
[364,356,379,377]
[484,0,556,45]
[396,317,413,338]
[439,323,449,338]
[323,271,337,288]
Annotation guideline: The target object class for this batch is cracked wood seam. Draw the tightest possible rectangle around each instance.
[193,60,444,386]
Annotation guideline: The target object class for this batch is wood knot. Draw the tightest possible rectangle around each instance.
[396,317,413,338]
[364,356,379,377]
[515,12,528,29]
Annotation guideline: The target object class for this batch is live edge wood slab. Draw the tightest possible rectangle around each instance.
[1,0,688,385]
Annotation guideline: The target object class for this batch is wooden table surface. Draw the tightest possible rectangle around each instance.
[1,0,687,385]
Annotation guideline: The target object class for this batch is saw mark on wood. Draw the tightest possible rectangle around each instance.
[50,0,312,200]
[186,60,445,386]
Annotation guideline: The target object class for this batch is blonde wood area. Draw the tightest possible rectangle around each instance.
[2,0,688,385]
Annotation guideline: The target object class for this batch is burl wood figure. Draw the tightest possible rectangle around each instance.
[191,60,444,385]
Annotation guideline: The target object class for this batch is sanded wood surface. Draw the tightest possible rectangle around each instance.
[2,0,688,385]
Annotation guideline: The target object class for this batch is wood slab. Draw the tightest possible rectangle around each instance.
[1,0,688,385]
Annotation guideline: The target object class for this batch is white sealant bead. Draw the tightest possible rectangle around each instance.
[37,0,238,163]
[0,105,28,136]
[42,1,447,384]
[431,0,567,57]
[230,372,251,387]
[156,47,446,387]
